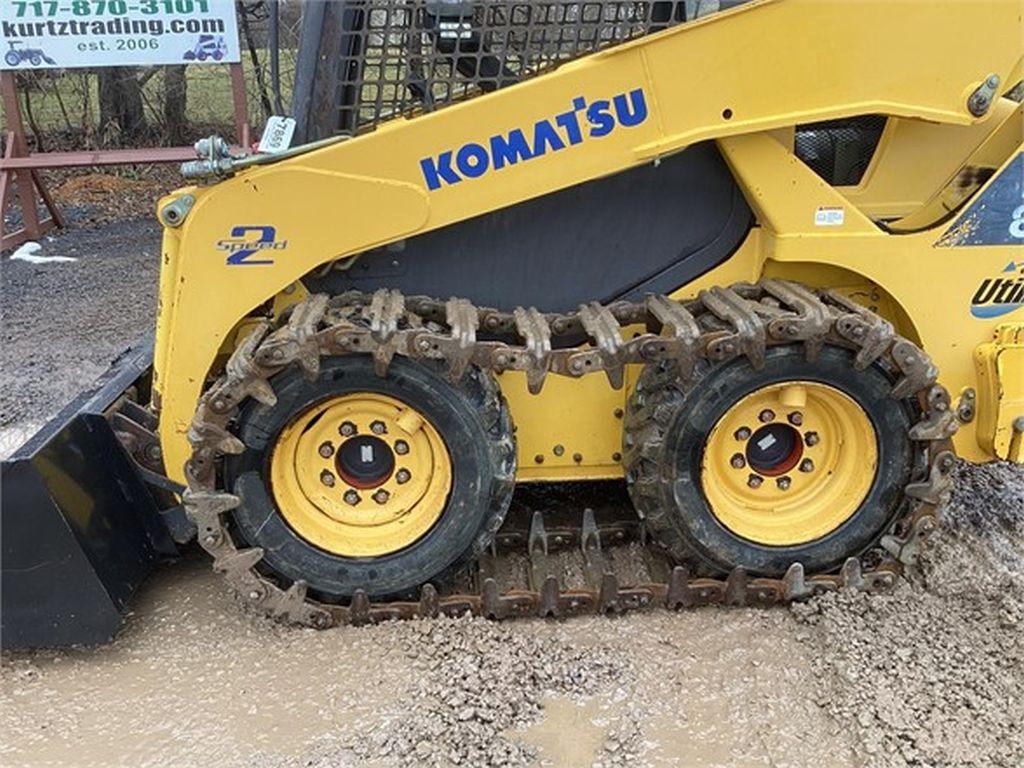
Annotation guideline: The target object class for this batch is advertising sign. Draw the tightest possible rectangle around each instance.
[0,0,241,70]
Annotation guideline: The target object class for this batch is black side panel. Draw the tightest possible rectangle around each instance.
[306,143,751,312]
[1,337,175,649]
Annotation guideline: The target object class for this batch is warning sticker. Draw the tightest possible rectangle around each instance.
[814,206,845,227]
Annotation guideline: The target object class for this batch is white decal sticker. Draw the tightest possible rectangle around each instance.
[361,445,374,463]
[814,206,845,227]
[258,116,296,155]
[756,434,777,451]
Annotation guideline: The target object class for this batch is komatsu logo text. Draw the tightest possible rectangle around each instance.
[419,88,648,191]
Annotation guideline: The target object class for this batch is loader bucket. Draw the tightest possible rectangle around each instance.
[1,336,178,649]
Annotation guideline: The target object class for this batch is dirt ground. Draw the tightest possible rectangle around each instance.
[1,212,1022,768]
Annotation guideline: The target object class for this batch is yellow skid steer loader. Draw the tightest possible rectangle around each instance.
[3,0,1022,646]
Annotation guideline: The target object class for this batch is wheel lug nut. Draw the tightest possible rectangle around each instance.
[804,431,819,446]
[759,409,775,423]
[800,458,814,473]
[787,411,803,426]
[318,441,334,458]
[396,469,411,484]
[343,490,361,505]
[734,426,752,441]
[372,489,390,504]
[394,440,409,455]
[777,476,792,491]
[339,421,357,437]
[747,474,763,489]
[730,453,746,469]
[370,420,387,435]
[320,470,335,487]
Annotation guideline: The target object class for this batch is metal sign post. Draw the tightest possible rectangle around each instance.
[1,71,64,250]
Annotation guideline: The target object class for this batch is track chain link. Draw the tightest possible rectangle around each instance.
[183,280,954,627]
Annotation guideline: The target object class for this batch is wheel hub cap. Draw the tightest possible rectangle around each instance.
[336,435,395,489]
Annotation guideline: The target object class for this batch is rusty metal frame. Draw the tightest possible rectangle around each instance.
[0,63,252,251]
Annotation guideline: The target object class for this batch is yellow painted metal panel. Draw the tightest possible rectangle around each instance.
[154,0,1023,481]
[719,132,1024,463]
[843,99,1021,221]
[974,325,1024,461]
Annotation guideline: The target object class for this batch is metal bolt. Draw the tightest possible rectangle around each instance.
[613,408,624,419]
[394,440,409,455]
[553,444,565,457]
[320,470,336,487]
[534,454,544,464]
[730,453,746,469]
[805,431,819,446]
[777,476,792,491]
[735,426,752,441]
[573,452,583,463]
[759,409,775,423]
[339,421,357,437]
[787,411,803,426]
[396,468,411,484]
[799,458,814,473]
[318,441,335,458]
[747,474,763,489]
[370,420,387,435]
[344,490,361,506]
[373,489,390,504]
[612,452,622,462]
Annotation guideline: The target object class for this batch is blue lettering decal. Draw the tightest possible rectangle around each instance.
[456,142,490,178]
[555,110,584,145]
[585,99,615,137]
[532,119,566,156]
[613,89,648,127]
[221,225,283,266]
[490,128,534,169]
[418,87,649,190]
[420,152,461,190]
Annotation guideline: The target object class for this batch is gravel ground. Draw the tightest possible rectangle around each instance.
[1,212,1022,767]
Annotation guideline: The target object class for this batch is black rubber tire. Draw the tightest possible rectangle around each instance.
[623,345,921,577]
[223,355,516,601]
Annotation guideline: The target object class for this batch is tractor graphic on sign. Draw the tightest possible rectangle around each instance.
[4,41,57,68]
[183,35,228,62]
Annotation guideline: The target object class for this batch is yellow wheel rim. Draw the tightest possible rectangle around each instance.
[701,381,877,547]
[270,392,452,558]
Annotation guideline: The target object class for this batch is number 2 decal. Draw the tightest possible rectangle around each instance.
[217,225,287,266]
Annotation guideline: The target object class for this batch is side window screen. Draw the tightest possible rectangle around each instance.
[794,116,887,187]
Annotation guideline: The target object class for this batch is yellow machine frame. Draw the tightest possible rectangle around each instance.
[154,0,1024,485]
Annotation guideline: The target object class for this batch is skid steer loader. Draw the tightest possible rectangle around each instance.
[3,0,1023,647]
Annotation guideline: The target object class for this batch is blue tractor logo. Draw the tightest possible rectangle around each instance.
[183,35,228,62]
[4,41,56,68]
